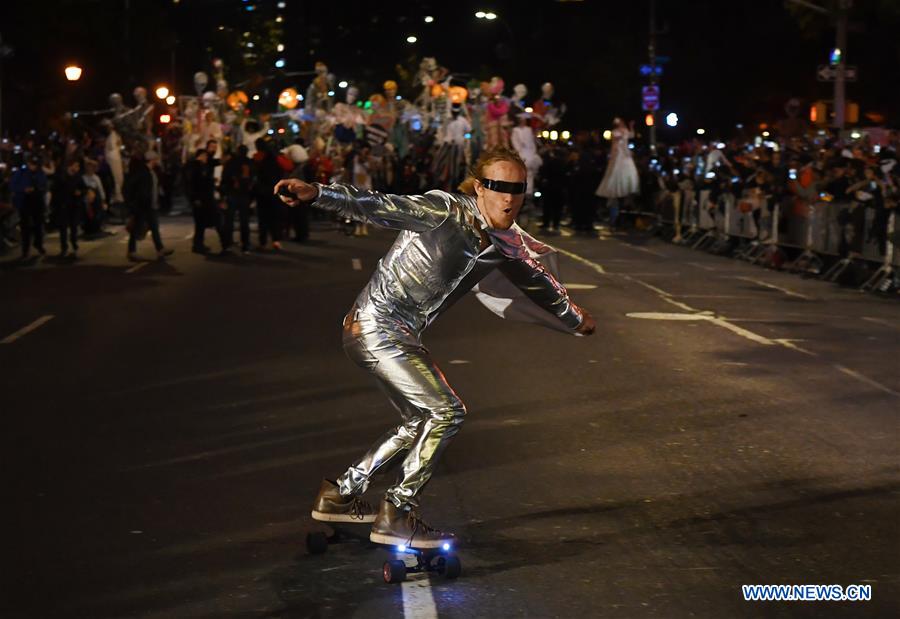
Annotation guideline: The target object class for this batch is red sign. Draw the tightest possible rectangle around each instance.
[642,85,660,111]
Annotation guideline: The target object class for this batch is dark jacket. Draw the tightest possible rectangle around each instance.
[58,171,87,209]
[253,152,284,199]
[188,159,215,207]
[221,155,253,199]
[10,166,47,211]
[124,164,153,211]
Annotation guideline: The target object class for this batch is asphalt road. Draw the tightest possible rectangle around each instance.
[1,216,898,619]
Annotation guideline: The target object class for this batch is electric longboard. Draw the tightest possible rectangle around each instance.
[305,521,461,584]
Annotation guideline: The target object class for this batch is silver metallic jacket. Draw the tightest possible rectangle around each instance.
[312,183,584,336]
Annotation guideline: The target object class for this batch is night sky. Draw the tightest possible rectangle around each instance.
[1,0,898,138]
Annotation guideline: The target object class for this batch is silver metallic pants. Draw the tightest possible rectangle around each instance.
[336,308,466,509]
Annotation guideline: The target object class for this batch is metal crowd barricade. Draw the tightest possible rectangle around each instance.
[861,210,897,292]
[646,172,896,292]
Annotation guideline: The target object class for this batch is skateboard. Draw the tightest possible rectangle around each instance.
[305,521,462,584]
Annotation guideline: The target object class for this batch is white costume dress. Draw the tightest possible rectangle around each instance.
[105,129,125,204]
[511,125,542,195]
[595,128,639,198]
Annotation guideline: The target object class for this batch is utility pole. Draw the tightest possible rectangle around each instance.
[833,0,851,130]
[786,0,852,130]
[0,33,10,140]
[648,0,657,154]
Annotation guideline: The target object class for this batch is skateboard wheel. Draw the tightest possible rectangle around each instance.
[383,559,407,584]
[437,555,461,579]
[306,531,328,555]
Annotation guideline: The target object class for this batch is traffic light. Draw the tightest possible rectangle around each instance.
[810,101,827,125]
[645,113,654,127]
[829,47,842,66]
[846,102,859,124]
[159,114,171,124]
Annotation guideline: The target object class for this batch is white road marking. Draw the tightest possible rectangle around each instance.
[625,244,668,257]
[351,258,362,271]
[562,247,899,397]
[125,262,148,274]
[677,295,754,299]
[626,312,708,321]
[705,316,776,345]
[561,283,598,290]
[402,574,439,619]
[862,316,900,331]
[688,262,718,272]
[626,277,669,297]
[834,365,900,398]
[448,359,470,365]
[773,339,816,356]
[1,315,55,344]
[659,295,698,313]
[555,248,606,274]
[627,311,776,345]
[736,277,813,300]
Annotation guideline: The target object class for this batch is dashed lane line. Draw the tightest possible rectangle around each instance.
[125,262,149,274]
[402,570,439,619]
[862,316,900,331]
[688,262,719,272]
[555,248,606,275]
[834,365,900,398]
[1,315,55,344]
[623,244,668,258]
[735,276,813,300]
[560,246,899,399]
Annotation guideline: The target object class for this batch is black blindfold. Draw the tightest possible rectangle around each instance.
[479,178,526,195]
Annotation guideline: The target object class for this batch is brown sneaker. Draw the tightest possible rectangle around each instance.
[369,500,456,549]
[310,479,377,523]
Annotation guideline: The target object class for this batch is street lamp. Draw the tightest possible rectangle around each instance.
[165,95,176,105]
[474,10,514,62]
[155,86,169,100]
[338,81,348,88]
[424,16,434,23]
[64,65,82,81]
[406,35,417,43]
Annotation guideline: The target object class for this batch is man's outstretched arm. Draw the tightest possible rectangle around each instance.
[497,258,596,335]
[274,178,450,233]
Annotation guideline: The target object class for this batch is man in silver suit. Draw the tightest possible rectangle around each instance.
[275,147,596,548]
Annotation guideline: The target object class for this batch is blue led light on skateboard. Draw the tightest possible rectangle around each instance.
[442,543,451,551]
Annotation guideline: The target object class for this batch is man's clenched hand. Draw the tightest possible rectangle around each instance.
[575,308,596,336]
[274,178,318,207]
